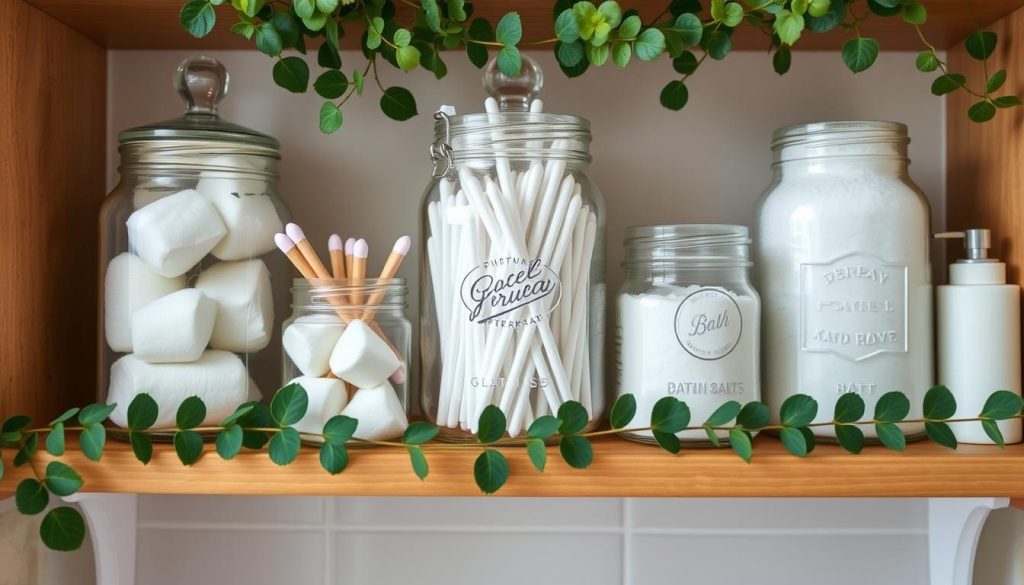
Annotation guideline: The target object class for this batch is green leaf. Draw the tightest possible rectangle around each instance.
[867,0,901,16]
[526,438,547,471]
[779,426,809,456]
[271,383,309,427]
[704,426,721,447]
[791,0,808,16]
[737,402,770,430]
[722,2,743,26]
[674,13,702,46]
[0,431,20,448]
[598,0,622,27]
[834,393,865,423]
[78,403,116,426]
[80,424,106,462]
[366,16,384,49]
[671,0,703,14]
[902,2,926,24]
[51,409,80,426]
[773,46,792,75]
[994,96,1022,108]
[322,415,358,444]
[176,396,207,430]
[220,403,256,427]
[216,424,244,459]
[255,22,283,56]
[271,12,300,48]
[495,12,522,45]
[559,435,593,468]
[609,394,637,429]
[393,28,412,48]
[612,42,631,67]
[653,429,681,454]
[380,86,418,121]
[40,507,86,552]
[557,401,589,435]
[702,29,731,60]
[269,427,301,465]
[966,31,997,60]
[780,394,818,427]
[127,394,159,431]
[773,9,804,46]
[586,43,609,67]
[450,0,468,22]
[242,430,270,450]
[925,421,957,449]
[301,11,327,31]
[875,422,906,451]
[45,423,65,456]
[915,51,940,72]
[673,50,700,74]
[556,9,580,43]
[923,385,957,420]
[987,69,1007,93]
[842,38,879,73]
[408,446,428,479]
[16,478,49,515]
[397,45,422,72]
[806,0,844,31]
[800,427,817,454]
[711,0,725,20]
[497,45,522,76]
[294,0,315,18]
[467,42,489,68]
[421,0,441,32]
[14,432,38,467]
[527,416,561,440]
[873,392,910,422]
[980,390,1023,419]
[174,430,204,465]
[130,432,153,464]
[44,461,82,497]
[635,28,666,61]
[477,405,507,443]
[705,401,741,426]
[807,0,830,17]
[273,56,310,93]
[932,73,966,96]
[474,449,510,494]
[318,42,342,69]
[319,442,349,474]
[651,397,691,433]
[556,40,586,67]
[729,428,753,462]
[982,418,1005,446]
[2,415,30,433]
[619,14,642,38]
[180,0,217,38]
[835,424,864,454]
[403,421,440,445]
[419,42,448,79]
[353,69,365,95]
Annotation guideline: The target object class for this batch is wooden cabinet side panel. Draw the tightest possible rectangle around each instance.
[0,0,106,422]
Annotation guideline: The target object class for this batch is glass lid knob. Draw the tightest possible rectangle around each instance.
[175,55,229,116]
[483,53,543,112]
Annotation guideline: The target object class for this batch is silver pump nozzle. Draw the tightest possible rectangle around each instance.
[934,229,996,263]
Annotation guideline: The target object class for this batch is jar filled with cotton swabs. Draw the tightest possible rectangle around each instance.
[420,56,606,441]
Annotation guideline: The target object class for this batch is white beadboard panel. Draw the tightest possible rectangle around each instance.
[137,528,325,585]
[332,532,622,585]
[138,494,326,526]
[332,496,622,528]
[973,507,1024,585]
[629,498,927,531]
[630,534,928,584]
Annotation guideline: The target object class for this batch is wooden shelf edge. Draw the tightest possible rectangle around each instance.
[3,435,1024,497]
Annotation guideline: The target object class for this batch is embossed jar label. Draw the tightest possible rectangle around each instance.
[460,256,561,328]
[801,253,908,361]
[674,288,744,360]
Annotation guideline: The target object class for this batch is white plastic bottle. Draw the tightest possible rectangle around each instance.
[937,229,1022,444]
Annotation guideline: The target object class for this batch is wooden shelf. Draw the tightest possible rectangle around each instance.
[24,0,1024,51]
[4,434,1024,497]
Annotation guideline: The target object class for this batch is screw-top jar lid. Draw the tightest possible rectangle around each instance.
[623,224,753,269]
[118,56,279,150]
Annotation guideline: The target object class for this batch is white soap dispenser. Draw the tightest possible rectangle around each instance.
[937,229,1022,444]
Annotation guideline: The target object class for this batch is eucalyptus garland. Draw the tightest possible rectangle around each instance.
[2,384,1022,552]
[178,0,1021,132]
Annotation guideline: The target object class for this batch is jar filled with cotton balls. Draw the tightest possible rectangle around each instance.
[420,55,606,441]
[99,56,290,434]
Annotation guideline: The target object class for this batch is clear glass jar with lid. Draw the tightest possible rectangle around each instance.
[99,56,291,431]
[756,121,933,440]
[420,57,606,441]
[617,225,761,445]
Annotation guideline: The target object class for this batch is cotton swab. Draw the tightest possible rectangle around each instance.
[329,234,346,280]
[344,238,356,277]
[286,223,332,280]
[275,233,317,279]
[351,238,368,306]
[362,236,412,321]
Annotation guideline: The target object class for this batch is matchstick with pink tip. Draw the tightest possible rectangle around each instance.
[275,233,318,280]
[286,223,332,280]
[350,238,368,307]
[328,234,346,280]
[344,238,356,276]
[362,236,411,321]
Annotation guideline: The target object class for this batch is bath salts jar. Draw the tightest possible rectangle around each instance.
[617,225,761,445]
[756,121,933,440]
[99,56,290,432]
[281,279,411,441]
[420,57,606,441]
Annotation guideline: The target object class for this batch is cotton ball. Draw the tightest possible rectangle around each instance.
[126,189,227,277]
[283,314,344,377]
[341,381,408,441]
[286,376,349,435]
[329,320,401,389]
[195,175,282,260]
[195,259,275,352]
[104,253,186,352]
[131,289,216,363]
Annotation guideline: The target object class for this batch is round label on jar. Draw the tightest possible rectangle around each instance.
[674,288,744,360]
[460,256,562,328]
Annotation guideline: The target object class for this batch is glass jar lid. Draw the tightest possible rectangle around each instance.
[623,224,752,269]
[118,55,279,151]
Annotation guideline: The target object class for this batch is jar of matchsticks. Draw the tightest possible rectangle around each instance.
[99,56,291,434]
[280,278,411,441]
[420,56,607,441]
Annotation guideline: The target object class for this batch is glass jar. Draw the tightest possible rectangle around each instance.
[420,58,606,441]
[617,225,761,444]
[100,56,291,431]
[282,279,411,441]
[756,121,933,439]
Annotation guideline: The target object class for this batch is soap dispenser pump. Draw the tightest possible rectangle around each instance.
[937,229,1021,444]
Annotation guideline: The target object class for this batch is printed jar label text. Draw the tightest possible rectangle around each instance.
[674,288,744,361]
[460,256,561,328]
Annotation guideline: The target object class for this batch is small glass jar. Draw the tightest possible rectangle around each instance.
[99,56,291,431]
[420,57,607,441]
[617,225,761,445]
[756,121,932,440]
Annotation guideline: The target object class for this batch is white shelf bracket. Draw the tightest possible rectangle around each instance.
[928,497,1009,585]
[64,492,137,585]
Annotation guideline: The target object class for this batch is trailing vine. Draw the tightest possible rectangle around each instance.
[2,384,1022,551]
[178,0,1020,132]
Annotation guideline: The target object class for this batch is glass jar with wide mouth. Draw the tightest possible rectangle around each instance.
[99,56,290,434]
[282,278,411,442]
[618,225,761,445]
[756,121,933,440]
[420,103,607,442]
